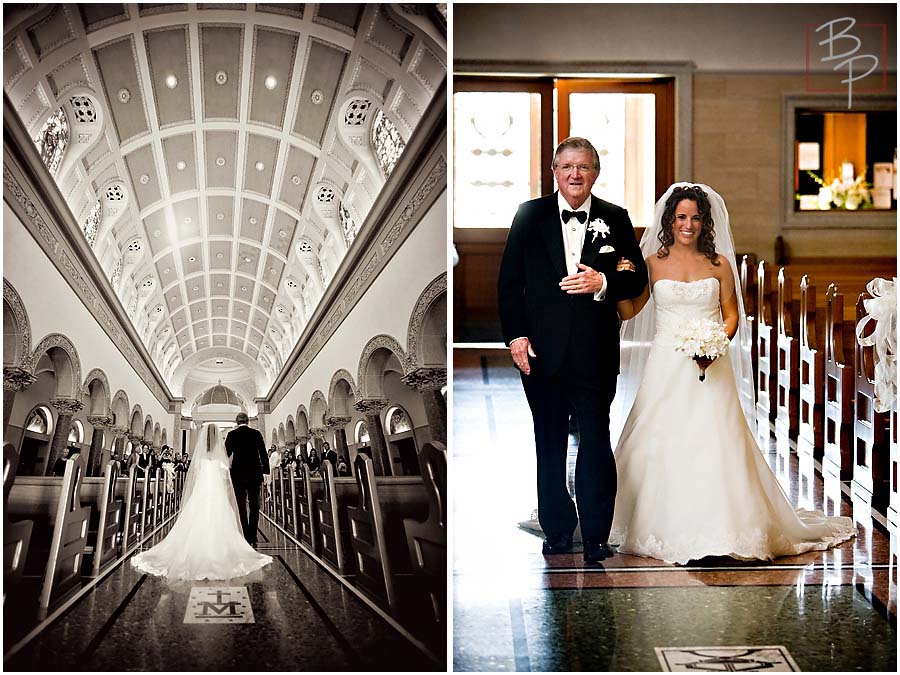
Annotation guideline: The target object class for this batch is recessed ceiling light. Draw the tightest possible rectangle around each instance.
[241,286,248,292]
[216,213,225,221]
[216,156,226,167]
[184,217,192,224]
[255,161,265,172]
[217,282,223,288]
[176,160,186,171]
[118,88,131,103]
[310,89,324,105]
[218,306,224,311]
[153,229,161,237]
[239,309,244,313]
[291,175,300,185]
[163,267,170,274]
[268,267,275,274]
[171,296,177,301]
[215,70,227,85]
[165,74,178,89]
[278,230,286,237]
[189,256,196,262]
[243,256,252,263]
[249,217,257,225]
[192,286,199,291]
[216,252,224,259]
[263,296,268,301]
[264,75,277,90]
[140,174,150,185]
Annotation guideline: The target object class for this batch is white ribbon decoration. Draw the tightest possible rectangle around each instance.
[855,277,897,413]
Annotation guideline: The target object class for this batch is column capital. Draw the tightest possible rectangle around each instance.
[309,426,326,439]
[401,367,447,392]
[326,416,352,429]
[353,398,389,415]
[50,397,84,416]
[87,415,114,428]
[112,425,130,438]
[3,366,36,392]
[127,433,144,444]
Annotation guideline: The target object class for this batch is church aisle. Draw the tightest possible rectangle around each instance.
[6,519,436,672]
[453,349,897,672]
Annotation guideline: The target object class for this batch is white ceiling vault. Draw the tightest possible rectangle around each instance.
[3,3,446,411]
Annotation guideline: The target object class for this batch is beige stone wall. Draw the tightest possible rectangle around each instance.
[694,73,897,261]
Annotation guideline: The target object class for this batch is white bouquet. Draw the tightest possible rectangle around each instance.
[673,318,730,381]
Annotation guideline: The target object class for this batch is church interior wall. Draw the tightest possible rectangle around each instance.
[4,202,173,439]
[267,191,446,433]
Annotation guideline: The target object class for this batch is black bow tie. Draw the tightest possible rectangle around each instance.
[561,209,587,224]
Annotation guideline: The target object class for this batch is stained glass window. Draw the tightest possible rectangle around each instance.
[356,420,369,444]
[387,406,413,434]
[33,108,69,176]
[26,407,51,434]
[83,199,101,247]
[371,109,406,177]
[339,203,358,247]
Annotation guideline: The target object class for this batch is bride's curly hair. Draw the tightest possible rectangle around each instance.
[657,185,719,265]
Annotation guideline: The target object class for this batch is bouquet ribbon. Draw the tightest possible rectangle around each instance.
[855,277,897,413]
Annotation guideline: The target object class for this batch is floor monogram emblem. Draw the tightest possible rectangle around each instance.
[183,586,254,624]
[655,646,800,672]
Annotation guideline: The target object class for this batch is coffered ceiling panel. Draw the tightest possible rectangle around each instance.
[145,27,193,127]
[94,38,150,143]
[5,3,446,399]
[199,25,242,121]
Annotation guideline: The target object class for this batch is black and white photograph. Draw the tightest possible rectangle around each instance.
[3,2,446,670]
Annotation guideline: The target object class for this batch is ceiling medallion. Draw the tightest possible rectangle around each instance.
[216,156,226,166]
[216,213,225,221]
[176,160,186,171]
[249,217,257,225]
[291,175,301,185]
[310,89,324,105]
[215,70,228,85]
[216,253,224,259]
[139,174,150,185]
[165,74,178,89]
[118,88,131,103]
[255,161,265,172]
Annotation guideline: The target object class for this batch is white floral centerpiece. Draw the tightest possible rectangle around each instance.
[804,169,874,210]
[673,318,730,381]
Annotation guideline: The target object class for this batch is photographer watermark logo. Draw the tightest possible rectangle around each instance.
[806,17,887,108]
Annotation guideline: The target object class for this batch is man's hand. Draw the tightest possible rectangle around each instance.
[559,264,605,294]
[510,337,537,375]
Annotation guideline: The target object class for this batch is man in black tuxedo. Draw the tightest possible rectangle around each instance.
[498,137,648,564]
[225,413,267,546]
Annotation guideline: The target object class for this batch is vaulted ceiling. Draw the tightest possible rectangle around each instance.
[3,3,446,409]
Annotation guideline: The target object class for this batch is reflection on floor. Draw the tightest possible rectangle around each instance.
[5,519,439,671]
[453,348,897,672]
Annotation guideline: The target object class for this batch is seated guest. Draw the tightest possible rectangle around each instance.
[53,446,80,476]
[307,448,321,474]
[337,455,350,476]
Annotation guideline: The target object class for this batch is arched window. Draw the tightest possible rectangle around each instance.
[339,203,358,247]
[385,406,413,434]
[33,108,69,176]
[68,419,84,445]
[25,406,53,435]
[371,109,406,177]
[355,420,370,444]
[83,199,101,247]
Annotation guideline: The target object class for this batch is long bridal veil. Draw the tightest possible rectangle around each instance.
[612,183,757,445]
[181,423,242,529]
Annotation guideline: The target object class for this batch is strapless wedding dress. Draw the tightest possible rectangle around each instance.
[609,278,856,564]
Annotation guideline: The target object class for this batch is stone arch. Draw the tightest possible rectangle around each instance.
[285,416,296,443]
[3,279,32,368]
[328,369,359,417]
[153,422,161,447]
[81,368,111,417]
[111,390,130,428]
[357,334,411,400]
[129,405,144,436]
[407,272,447,368]
[161,428,168,448]
[309,391,328,428]
[143,416,153,442]
[30,333,82,400]
[295,406,310,438]
[277,423,285,447]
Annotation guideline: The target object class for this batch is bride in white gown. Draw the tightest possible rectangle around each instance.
[131,423,272,580]
[608,183,855,564]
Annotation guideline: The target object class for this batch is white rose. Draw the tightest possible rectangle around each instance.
[818,187,833,210]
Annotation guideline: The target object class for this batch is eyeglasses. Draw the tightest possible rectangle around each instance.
[556,163,595,174]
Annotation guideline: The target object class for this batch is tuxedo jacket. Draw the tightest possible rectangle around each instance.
[498,192,648,380]
[225,424,266,486]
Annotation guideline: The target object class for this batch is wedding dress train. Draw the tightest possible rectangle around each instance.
[131,425,272,580]
[608,278,856,564]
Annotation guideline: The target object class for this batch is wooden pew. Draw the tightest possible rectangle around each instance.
[296,463,318,552]
[121,465,143,551]
[347,454,396,611]
[280,465,298,539]
[775,268,800,448]
[4,443,33,593]
[889,401,898,529]
[403,442,447,626]
[739,255,758,392]
[89,462,123,577]
[798,275,825,459]
[756,261,777,433]
[317,461,351,574]
[273,465,284,526]
[823,284,857,509]
[852,292,891,508]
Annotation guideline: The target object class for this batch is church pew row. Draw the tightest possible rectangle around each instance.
[265,444,446,628]
[3,453,184,612]
[746,261,895,513]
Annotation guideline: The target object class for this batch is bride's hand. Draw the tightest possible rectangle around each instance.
[617,258,636,272]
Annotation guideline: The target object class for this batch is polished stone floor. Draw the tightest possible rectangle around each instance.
[453,348,898,672]
[5,519,440,671]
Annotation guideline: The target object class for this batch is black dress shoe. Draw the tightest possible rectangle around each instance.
[583,540,615,564]
[542,533,574,555]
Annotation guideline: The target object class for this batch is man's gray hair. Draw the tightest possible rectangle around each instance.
[235,412,249,425]
[552,137,601,171]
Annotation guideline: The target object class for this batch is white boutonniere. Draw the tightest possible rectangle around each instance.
[587,218,610,242]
